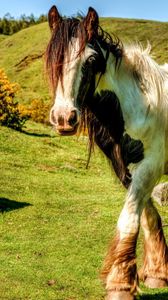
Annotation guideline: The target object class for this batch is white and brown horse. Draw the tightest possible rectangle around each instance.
[46,5,168,300]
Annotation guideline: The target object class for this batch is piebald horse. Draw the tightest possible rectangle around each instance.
[46,5,168,300]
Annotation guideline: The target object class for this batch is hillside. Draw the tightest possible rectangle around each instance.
[0,34,7,42]
[0,23,50,104]
[0,18,168,104]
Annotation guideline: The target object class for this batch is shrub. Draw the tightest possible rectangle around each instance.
[19,99,50,124]
[28,99,50,124]
[0,69,28,130]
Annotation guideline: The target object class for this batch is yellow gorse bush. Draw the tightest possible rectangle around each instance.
[18,99,50,124]
[27,99,50,124]
[0,69,28,130]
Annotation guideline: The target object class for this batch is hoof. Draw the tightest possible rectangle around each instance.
[106,291,135,300]
[144,277,168,288]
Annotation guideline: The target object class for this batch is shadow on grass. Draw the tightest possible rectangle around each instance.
[22,129,53,138]
[0,197,32,213]
[139,292,168,299]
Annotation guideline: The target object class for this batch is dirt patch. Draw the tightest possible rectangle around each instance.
[15,52,44,70]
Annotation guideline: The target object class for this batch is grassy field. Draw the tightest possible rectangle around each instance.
[0,122,168,300]
[0,18,168,104]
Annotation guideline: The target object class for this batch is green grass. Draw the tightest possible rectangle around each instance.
[0,34,7,43]
[0,19,168,104]
[0,122,168,299]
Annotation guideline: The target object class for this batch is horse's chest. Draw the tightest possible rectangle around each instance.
[124,114,153,144]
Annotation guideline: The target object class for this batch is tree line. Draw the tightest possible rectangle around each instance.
[0,13,47,35]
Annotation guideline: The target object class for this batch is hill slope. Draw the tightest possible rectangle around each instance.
[0,23,50,104]
[0,18,168,104]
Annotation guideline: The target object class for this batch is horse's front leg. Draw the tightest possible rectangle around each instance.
[102,190,142,300]
[101,148,163,300]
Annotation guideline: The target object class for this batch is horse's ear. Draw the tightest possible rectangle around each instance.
[84,7,99,41]
[48,5,62,31]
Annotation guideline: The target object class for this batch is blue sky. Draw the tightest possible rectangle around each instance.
[0,0,167,22]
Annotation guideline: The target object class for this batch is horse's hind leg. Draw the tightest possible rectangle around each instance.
[140,198,168,288]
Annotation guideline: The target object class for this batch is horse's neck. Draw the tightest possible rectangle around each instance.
[97,53,148,140]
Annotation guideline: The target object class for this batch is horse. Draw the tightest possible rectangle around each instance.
[45,5,168,300]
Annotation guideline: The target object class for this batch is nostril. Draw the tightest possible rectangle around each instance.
[68,110,78,126]
[58,115,64,126]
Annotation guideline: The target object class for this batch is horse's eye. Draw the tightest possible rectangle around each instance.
[87,55,96,64]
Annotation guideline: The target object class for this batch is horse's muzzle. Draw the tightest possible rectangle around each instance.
[50,107,79,136]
